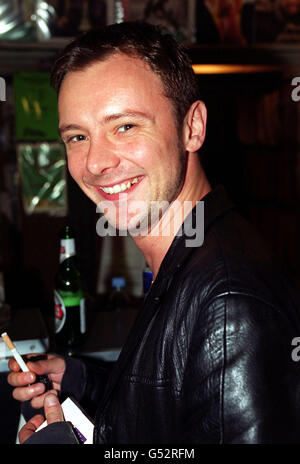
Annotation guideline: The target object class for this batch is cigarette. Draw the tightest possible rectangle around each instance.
[1,332,29,372]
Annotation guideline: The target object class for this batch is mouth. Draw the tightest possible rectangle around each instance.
[95,176,143,200]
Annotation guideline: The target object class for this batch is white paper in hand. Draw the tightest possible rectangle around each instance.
[36,397,94,444]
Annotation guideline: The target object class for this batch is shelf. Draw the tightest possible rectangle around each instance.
[1,39,300,75]
[0,38,72,75]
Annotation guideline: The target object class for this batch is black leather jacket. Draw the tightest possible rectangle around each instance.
[27,186,300,444]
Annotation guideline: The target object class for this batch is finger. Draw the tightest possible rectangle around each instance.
[8,353,44,372]
[8,357,22,372]
[44,392,64,424]
[19,414,45,444]
[27,355,65,376]
[7,370,36,387]
[8,356,32,374]
[30,385,62,409]
[12,382,46,402]
[30,390,52,410]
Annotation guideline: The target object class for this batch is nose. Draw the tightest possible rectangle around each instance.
[86,137,120,176]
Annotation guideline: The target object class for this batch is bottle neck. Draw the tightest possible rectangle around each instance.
[60,238,75,263]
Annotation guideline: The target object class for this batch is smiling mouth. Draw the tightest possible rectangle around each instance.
[99,176,142,195]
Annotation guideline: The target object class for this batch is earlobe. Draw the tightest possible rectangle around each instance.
[184,101,207,153]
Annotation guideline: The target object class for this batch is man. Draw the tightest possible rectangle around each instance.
[8,21,300,444]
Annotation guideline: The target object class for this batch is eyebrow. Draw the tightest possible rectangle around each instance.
[102,111,155,124]
[59,124,84,136]
[59,111,155,136]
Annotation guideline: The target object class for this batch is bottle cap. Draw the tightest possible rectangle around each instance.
[111,277,126,289]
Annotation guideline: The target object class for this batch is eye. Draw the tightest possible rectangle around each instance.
[65,134,87,144]
[117,124,134,133]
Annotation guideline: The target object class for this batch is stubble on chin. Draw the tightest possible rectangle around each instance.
[129,147,187,237]
[98,136,188,237]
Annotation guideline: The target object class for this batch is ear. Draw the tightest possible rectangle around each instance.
[183,101,207,153]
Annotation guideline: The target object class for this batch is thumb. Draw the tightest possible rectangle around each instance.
[44,392,64,424]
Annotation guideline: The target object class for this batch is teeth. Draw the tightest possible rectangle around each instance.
[113,184,121,194]
[101,177,140,194]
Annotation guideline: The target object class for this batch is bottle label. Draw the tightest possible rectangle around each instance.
[60,239,75,263]
[54,290,66,334]
[54,290,86,334]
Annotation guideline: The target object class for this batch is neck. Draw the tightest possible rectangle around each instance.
[132,155,211,278]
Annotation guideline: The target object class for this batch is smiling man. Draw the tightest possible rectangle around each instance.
[56,36,210,272]
[7,21,300,444]
[57,53,201,242]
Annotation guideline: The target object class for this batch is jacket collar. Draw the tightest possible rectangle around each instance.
[156,184,236,281]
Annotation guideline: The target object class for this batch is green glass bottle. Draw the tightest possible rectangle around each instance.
[54,225,86,355]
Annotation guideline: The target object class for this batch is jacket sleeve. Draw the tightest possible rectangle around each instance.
[23,422,80,444]
[61,356,113,419]
[181,293,300,443]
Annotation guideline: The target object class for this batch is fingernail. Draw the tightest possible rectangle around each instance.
[25,372,35,383]
[29,383,44,395]
[44,393,58,407]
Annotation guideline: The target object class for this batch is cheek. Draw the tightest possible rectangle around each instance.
[66,153,83,183]
[122,138,155,165]
[124,129,173,164]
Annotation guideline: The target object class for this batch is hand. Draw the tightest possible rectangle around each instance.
[19,392,64,444]
[7,353,66,409]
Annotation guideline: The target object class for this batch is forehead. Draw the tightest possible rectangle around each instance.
[57,53,179,132]
[58,53,167,111]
